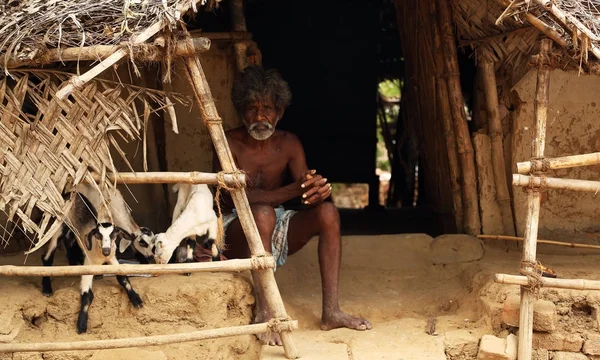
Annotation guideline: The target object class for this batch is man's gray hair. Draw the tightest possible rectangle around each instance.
[231,65,292,115]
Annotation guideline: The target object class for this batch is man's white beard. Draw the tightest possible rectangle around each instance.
[247,120,277,140]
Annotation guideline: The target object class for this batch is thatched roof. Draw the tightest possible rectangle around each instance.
[0,1,213,252]
[453,0,600,83]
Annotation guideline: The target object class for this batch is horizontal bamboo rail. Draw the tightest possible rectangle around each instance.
[516,152,600,174]
[89,171,246,187]
[188,30,253,41]
[513,174,600,192]
[495,273,600,291]
[0,257,273,277]
[0,320,297,353]
[478,234,600,250]
[2,38,211,68]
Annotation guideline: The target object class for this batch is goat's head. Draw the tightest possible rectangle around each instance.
[152,233,178,264]
[87,223,134,257]
[119,227,156,261]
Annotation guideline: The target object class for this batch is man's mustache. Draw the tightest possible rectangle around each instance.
[248,121,273,131]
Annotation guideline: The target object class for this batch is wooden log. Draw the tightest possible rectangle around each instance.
[437,0,481,235]
[532,0,600,59]
[495,273,600,291]
[0,257,273,277]
[513,174,600,193]
[478,234,600,250]
[0,321,297,353]
[431,0,463,233]
[480,54,515,236]
[188,31,253,41]
[88,171,245,187]
[516,152,600,174]
[230,0,250,72]
[518,38,552,360]
[182,53,299,359]
[2,38,210,68]
[55,0,202,100]
[496,0,568,49]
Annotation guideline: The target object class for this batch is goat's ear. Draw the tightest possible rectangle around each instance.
[85,230,95,251]
[119,238,132,254]
[116,227,135,241]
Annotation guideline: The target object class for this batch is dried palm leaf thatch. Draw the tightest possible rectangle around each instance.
[0,0,220,71]
[0,69,189,253]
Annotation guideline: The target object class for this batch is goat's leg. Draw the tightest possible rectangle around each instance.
[41,228,63,296]
[76,273,94,334]
[183,238,196,276]
[205,217,221,262]
[109,258,143,308]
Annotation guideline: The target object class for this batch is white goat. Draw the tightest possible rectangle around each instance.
[73,183,156,263]
[41,191,143,334]
[153,183,221,265]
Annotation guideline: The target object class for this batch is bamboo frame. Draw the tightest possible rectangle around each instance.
[437,0,481,235]
[55,0,202,100]
[89,171,246,187]
[1,37,211,68]
[431,0,463,232]
[478,234,600,250]
[513,174,600,193]
[0,321,297,353]
[516,152,600,174]
[0,257,273,277]
[182,53,299,358]
[480,52,516,236]
[518,38,552,360]
[495,274,600,291]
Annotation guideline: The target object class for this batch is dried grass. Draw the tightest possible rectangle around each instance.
[0,68,189,252]
[0,0,219,70]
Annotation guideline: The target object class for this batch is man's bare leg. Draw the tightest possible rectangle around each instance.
[287,202,372,331]
[223,205,282,346]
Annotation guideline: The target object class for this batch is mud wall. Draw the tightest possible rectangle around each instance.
[511,69,600,244]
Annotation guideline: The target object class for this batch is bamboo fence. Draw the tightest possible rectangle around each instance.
[0,0,299,358]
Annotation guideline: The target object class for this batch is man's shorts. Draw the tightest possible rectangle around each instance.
[222,206,297,270]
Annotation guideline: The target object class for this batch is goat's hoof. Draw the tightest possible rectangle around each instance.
[76,320,87,334]
[42,289,53,297]
[183,272,191,276]
[130,295,143,308]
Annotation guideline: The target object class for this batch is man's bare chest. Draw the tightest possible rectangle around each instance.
[234,148,288,188]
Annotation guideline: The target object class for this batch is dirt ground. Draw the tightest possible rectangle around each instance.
[2,234,600,359]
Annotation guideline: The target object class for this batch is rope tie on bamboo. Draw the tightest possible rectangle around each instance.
[527,174,548,193]
[205,117,223,125]
[265,317,294,340]
[250,254,272,270]
[530,157,551,173]
[214,170,246,245]
[519,259,544,297]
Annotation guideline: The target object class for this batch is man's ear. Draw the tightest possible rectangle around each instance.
[85,230,95,251]
[119,238,132,254]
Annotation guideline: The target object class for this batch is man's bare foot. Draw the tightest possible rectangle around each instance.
[254,313,283,346]
[321,309,372,331]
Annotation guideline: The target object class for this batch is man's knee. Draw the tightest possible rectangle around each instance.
[251,204,276,233]
[315,202,339,226]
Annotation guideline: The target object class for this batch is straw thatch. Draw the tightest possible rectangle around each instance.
[0,68,189,251]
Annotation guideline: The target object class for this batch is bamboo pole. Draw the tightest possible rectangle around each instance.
[437,0,481,235]
[513,174,600,193]
[55,1,202,100]
[495,274,600,291]
[187,31,253,41]
[516,152,600,174]
[0,257,273,277]
[518,38,552,360]
[480,53,516,236]
[182,53,298,358]
[431,0,463,233]
[496,0,568,49]
[0,321,297,353]
[2,38,211,68]
[88,171,246,187]
[532,0,600,60]
[229,0,250,72]
[478,234,600,250]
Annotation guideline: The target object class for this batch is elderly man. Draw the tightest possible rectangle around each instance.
[212,65,371,345]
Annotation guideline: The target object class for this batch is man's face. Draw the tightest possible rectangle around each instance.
[243,98,279,141]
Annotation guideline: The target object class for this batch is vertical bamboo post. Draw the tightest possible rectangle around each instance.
[182,54,299,359]
[437,0,481,235]
[479,50,516,236]
[430,0,463,233]
[229,0,250,72]
[518,38,552,360]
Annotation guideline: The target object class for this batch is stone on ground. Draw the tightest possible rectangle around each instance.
[551,352,588,360]
[444,329,480,359]
[477,335,513,360]
[584,334,600,356]
[501,295,557,332]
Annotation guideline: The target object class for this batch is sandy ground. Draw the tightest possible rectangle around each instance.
[3,234,600,359]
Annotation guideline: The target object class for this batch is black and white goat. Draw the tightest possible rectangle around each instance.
[41,191,143,334]
[153,183,221,265]
[72,183,156,264]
